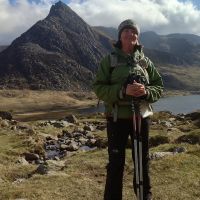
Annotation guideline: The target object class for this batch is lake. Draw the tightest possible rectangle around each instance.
[80,95,200,115]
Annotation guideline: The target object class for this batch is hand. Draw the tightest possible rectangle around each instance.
[125,80,146,97]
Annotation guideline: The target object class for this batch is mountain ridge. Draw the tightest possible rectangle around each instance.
[0,1,113,90]
[0,1,200,91]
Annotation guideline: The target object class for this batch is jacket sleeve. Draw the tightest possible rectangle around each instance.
[145,58,164,103]
[93,55,123,103]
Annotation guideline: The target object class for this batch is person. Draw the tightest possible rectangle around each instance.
[93,19,163,200]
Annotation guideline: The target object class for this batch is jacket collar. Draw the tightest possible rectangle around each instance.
[114,44,144,63]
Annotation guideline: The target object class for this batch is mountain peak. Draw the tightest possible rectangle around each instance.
[48,1,73,18]
[55,1,65,7]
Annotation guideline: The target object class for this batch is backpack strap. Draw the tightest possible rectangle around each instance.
[109,52,126,73]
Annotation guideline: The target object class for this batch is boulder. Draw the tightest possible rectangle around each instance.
[1,120,9,127]
[0,111,12,120]
[23,152,40,162]
[34,164,49,175]
[176,133,200,144]
[149,135,170,147]
[185,110,200,121]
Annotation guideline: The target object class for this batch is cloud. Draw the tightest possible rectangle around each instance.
[0,0,56,44]
[68,0,200,35]
[1,0,200,45]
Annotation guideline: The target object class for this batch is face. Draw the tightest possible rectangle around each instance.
[120,28,138,47]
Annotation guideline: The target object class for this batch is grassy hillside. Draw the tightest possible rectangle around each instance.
[0,132,199,199]
[0,104,199,199]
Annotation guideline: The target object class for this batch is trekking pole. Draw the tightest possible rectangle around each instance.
[132,100,143,200]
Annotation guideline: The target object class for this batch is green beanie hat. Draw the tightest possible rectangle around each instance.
[118,19,140,39]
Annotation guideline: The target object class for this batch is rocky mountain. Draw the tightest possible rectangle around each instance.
[0,46,8,52]
[0,1,113,90]
[1,1,200,91]
[140,31,200,65]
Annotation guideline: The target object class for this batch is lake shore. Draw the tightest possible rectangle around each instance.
[0,89,200,121]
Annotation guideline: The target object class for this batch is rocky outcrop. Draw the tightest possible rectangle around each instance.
[0,111,12,120]
[1,110,199,165]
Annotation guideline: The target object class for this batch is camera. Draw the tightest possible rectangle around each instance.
[124,73,147,86]
[123,73,148,100]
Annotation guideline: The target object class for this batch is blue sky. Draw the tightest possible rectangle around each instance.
[1,0,200,45]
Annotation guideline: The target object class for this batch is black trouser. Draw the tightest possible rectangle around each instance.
[104,117,152,200]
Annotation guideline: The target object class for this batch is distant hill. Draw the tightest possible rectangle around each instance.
[94,27,200,91]
[93,26,117,40]
[0,1,113,90]
[94,27,200,66]
[140,31,200,65]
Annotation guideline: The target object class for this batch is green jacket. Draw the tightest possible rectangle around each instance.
[93,47,164,119]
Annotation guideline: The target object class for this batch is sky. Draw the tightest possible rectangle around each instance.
[1,0,200,45]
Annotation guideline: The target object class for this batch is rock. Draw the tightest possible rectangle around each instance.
[64,114,78,123]
[193,119,200,127]
[38,121,51,126]
[62,130,73,138]
[46,135,58,141]
[0,120,9,127]
[12,178,26,184]
[149,152,174,160]
[160,120,173,128]
[176,114,185,121]
[35,159,45,164]
[14,199,28,200]
[176,134,200,144]
[85,132,95,139]
[84,125,96,132]
[151,121,157,125]
[16,157,29,165]
[45,144,57,150]
[17,124,33,131]
[23,153,40,162]
[95,138,108,148]
[169,117,176,122]
[26,128,36,135]
[178,126,191,132]
[60,144,68,150]
[0,111,12,120]
[86,139,97,147]
[67,141,79,151]
[48,140,57,146]
[72,132,83,138]
[50,121,65,128]
[173,147,187,153]
[10,120,18,125]
[46,160,65,171]
[11,126,17,131]
[185,111,200,121]
[73,127,84,132]
[167,127,180,132]
[149,135,170,147]
[79,137,88,145]
[34,164,49,175]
